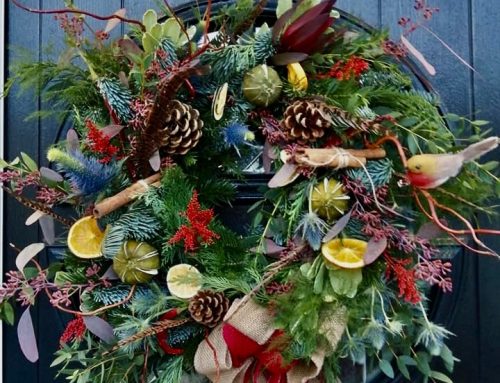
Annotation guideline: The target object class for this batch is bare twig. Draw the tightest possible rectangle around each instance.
[10,0,145,31]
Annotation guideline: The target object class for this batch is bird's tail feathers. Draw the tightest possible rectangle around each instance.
[460,136,499,162]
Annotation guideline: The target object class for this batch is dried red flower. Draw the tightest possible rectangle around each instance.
[85,120,119,163]
[320,56,370,81]
[169,191,220,252]
[60,316,86,345]
[384,255,421,304]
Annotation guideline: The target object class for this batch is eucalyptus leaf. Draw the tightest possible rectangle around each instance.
[397,357,411,380]
[16,243,45,272]
[17,308,39,363]
[379,359,395,379]
[323,209,352,243]
[429,371,453,383]
[104,8,127,33]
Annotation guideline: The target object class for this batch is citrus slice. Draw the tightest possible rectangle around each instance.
[68,216,104,259]
[167,264,202,299]
[321,238,367,269]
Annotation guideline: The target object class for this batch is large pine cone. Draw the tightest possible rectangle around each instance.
[281,100,332,143]
[160,100,203,155]
[188,290,229,328]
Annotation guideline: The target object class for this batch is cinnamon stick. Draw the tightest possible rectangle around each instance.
[93,173,161,218]
[280,147,386,169]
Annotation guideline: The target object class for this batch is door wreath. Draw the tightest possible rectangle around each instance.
[1,0,499,382]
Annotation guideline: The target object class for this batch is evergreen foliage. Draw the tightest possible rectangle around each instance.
[347,158,394,188]
[97,78,133,123]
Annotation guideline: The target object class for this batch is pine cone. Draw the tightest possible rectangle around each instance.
[188,290,229,328]
[281,100,332,143]
[160,100,203,155]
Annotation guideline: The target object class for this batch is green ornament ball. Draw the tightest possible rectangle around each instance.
[242,64,283,106]
[113,241,160,284]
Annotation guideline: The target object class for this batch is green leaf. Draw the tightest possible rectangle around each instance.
[397,357,411,380]
[20,152,38,172]
[444,113,461,122]
[314,263,326,294]
[429,371,453,383]
[328,268,362,298]
[416,352,431,376]
[471,120,489,127]
[276,0,293,17]
[480,161,499,172]
[400,117,418,127]
[142,10,158,32]
[379,359,395,379]
[0,301,15,325]
[407,135,419,155]
[142,33,159,54]
[51,352,71,367]
[440,345,456,373]
[0,158,9,169]
[399,355,417,366]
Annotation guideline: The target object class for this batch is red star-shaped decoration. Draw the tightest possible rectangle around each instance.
[168,191,220,252]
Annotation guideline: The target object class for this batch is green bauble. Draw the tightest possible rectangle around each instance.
[311,178,350,222]
[113,241,160,284]
[242,64,283,106]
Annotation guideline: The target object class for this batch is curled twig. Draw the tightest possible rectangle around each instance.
[10,0,145,31]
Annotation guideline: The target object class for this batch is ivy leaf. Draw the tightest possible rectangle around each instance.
[379,359,395,379]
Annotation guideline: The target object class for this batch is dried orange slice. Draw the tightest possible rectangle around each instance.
[67,216,104,259]
[167,264,202,299]
[321,238,367,269]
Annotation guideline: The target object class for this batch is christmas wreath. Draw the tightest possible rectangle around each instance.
[1,0,499,382]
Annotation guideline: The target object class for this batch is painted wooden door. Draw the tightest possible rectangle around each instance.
[3,1,499,382]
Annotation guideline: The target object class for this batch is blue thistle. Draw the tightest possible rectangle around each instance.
[47,147,118,195]
[222,122,255,153]
[295,212,328,250]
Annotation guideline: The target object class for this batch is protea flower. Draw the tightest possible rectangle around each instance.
[273,0,337,55]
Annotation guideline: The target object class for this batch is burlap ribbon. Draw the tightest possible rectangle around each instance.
[194,299,346,383]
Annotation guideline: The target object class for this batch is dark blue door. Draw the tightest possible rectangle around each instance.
[3,1,499,382]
